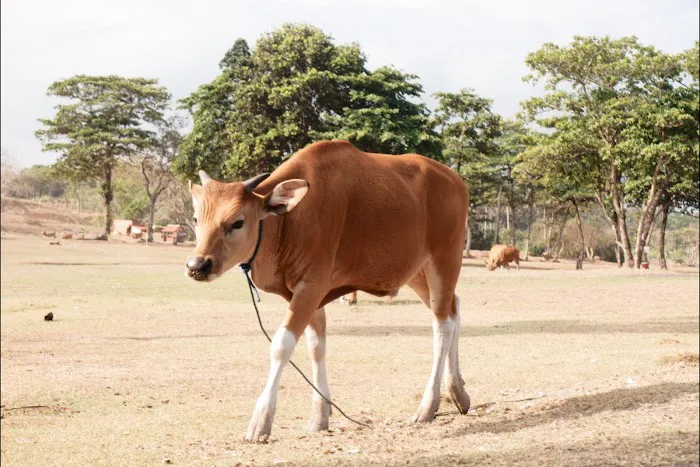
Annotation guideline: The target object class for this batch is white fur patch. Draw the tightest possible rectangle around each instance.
[417,316,455,411]
[247,326,297,439]
[304,326,330,403]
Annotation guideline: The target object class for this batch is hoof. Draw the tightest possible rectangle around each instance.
[306,401,331,432]
[306,418,330,432]
[411,400,439,423]
[448,387,471,414]
[244,434,270,444]
[246,404,274,442]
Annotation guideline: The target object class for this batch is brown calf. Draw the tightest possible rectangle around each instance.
[185,140,470,441]
[485,244,520,271]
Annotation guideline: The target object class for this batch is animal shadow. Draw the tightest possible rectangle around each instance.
[450,382,699,437]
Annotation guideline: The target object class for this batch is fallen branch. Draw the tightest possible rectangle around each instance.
[2,404,71,412]
[503,394,547,403]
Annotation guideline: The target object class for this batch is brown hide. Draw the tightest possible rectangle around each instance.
[486,244,520,270]
[248,141,468,310]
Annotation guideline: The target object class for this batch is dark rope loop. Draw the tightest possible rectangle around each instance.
[239,220,370,428]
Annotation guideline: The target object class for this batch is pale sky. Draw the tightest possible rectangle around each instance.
[1,0,698,168]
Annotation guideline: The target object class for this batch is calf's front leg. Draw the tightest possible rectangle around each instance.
[245,287,324,442]
[246,325,297,442]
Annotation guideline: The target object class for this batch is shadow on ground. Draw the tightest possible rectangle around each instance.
[450,382,699,437]
[330,319,699,337]
[461,261,558,271]
[388,429,699,466]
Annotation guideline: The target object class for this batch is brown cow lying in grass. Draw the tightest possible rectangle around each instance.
[484,244,520,271]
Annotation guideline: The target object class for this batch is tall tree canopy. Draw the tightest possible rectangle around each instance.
[433,89,501,188]
[137,116,185,242]
[175,23,440,181]
[36,75,170,236]
[522,36,699,268]
[432,89,502,252]
[318,66,441,157]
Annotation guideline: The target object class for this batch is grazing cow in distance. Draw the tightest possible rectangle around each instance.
[185,140,470,442]
[42,231,56,238]
[339,291,357,305]
[485,244,520,271]
[340,289,398,305]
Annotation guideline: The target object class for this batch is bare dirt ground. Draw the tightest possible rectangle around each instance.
[1,234,698,466]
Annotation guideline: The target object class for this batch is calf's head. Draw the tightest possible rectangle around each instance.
[186,171,309,282]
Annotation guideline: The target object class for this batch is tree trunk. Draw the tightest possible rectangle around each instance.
[525,187,534,261]
[494,185,503,245]
[610,162,633,268]
[646,207,659,245]
[634,188,664,268]
[573,201,585,270]
[464,214,472,258]
[542,205,547,248]
[658,201,671,270]
[552,209,569,262]
[508,197,516,247]
[594,192,623,267]
[612,212,622,267]
[147,197,157,243]
[547,210,556,254]
[75,186,82,215]
[102,165,113,237]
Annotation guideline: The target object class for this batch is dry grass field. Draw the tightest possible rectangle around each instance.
[1,234,698,466]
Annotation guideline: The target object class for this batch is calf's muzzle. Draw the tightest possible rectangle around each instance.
[186,256,213,281]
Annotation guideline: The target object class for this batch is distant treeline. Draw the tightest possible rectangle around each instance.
[0,24,696,267]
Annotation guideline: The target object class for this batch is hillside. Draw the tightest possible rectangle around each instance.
[0,197,102,237]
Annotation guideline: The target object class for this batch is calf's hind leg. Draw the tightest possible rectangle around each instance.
[304,307,332,431]
[408,262,466,423]
[443,294,470,414]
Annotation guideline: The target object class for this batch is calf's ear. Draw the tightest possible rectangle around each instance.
[189,180,203,206]
[264,179,309,216]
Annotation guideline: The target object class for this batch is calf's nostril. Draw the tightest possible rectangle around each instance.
[201,258,213,275]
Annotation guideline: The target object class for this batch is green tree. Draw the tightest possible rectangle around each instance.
[219,38,251,70]
[523,36,698,268]
[319,67,441,158]
[493,120,532,247]
[6,165,66,199]
[136,116,184,242]
[433,89,501,255]
[36,75,170,236]
[113,162,149,222]
[1,147,18,200]
[517,121,600,268]
[176,40,252,180]
[176,23,440,181]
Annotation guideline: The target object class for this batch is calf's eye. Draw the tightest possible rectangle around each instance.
[225,219,244,235]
